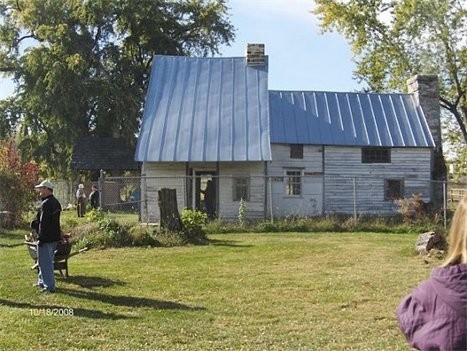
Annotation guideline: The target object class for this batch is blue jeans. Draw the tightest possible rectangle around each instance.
[37,241,58,291]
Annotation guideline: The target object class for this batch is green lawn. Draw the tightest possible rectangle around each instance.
[0,229,433,350]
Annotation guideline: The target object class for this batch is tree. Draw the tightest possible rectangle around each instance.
[313,0,467,170]
[0,0,234,178]
[0,139,38,227]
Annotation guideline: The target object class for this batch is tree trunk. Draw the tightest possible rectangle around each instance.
[158,188,182,232]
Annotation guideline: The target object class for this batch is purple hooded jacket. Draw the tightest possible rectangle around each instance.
[397,264,467,351]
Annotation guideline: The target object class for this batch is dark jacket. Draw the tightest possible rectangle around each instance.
[89,190,99,209]
[34,194,62,243]
[397,264,467,351]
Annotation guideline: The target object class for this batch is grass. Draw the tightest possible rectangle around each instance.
[0,227,437,350]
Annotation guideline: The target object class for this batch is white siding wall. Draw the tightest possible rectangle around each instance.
[141,162,187,222]
[267,144,324,217]
[324,146,433,214]
[141,161,266,221]
[218,163,266,220]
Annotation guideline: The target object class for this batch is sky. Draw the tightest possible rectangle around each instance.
[0,0,363,99]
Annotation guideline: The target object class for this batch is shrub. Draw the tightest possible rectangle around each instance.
[180,208,208,242]
[0,140,38,227]
[238,198,247,227]
[153,231,188,247]
[395,194,431,224]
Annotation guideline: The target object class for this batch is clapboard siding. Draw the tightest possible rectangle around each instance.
[141,163,187,222]
[323,146,432,214]
[141,161,266,221]
[267,144,324,216]
[218,162,266,220]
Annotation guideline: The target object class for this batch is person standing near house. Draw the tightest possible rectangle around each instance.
[31,180,62,293]
[89,184,99,209]
[201,179,215,219]
[397,196,467,350]
[76,183,86,217]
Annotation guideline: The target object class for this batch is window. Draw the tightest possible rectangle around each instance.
[290,144,303,159]
[362,147,391,163]
[385,179,404,200]
[233,177,250,201]
[285,170,302,196]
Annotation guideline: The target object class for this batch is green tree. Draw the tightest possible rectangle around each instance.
[0,0,234,177]
[313,0,467,158]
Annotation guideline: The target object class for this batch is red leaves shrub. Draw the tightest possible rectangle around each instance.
[0,140,38,227]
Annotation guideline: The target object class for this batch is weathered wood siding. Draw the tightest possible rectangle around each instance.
[141,161,266,221]
[217,162,266,220]
[140,162,187,223]
[267,144,324,217]
[324,146,433,214]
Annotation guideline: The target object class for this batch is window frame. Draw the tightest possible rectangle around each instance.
[384,179,404,200]
[290,144,304,159]
[233,177,250,202]
[361,147,391,163]
[285,169,302,196]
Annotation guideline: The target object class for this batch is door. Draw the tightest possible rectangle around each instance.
[194,171,217,219]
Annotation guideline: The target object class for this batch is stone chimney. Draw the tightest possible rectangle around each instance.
[246,43,265,66]
[407,75,447,208]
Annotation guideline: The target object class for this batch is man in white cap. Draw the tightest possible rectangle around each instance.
[31,180,62,293]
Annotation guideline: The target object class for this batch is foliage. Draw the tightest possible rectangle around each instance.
[0,139,38,226]
[84,208,105,222]
[238,198,247,227]
[394,193,431,224]
[180,208,208,242]
[0,0,234,178]
[204,214,442,235]
[313,0,467,151]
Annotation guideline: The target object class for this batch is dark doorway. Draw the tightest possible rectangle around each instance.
[195,171,217,219]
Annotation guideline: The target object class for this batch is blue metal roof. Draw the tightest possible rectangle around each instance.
[269,90,435,147]
[135,55,272,162]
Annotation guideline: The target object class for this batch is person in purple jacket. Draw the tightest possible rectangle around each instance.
[397,196,467,351]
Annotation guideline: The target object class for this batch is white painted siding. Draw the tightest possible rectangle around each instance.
[324,146,433,214]
[218,163,266,220]
[267,144,323,217]
[141,161,266,221]
[141,162,187,222]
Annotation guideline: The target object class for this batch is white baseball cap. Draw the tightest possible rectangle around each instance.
[34,180,55,189]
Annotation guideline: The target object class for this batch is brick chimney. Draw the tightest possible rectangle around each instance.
[246,43,265,66]
[407,75,447,208]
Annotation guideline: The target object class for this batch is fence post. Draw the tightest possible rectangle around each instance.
[98,169,105,210]
[353,177,357,221]
[268,176,274,224]
[142,174,148,223]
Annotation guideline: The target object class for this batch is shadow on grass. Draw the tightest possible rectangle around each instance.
[0,298,131,320]
[0,242,24,248]
[59,287,206,311]
[208,239,253,248]
[59,275,127,289]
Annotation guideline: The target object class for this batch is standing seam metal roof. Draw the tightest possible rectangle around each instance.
[268,90,435,147]
[135,55,272,162]
[135,55,435,163]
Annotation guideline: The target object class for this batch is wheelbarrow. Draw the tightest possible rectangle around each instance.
[25,240,88,277]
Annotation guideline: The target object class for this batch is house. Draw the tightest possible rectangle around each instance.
[135,44,443,222]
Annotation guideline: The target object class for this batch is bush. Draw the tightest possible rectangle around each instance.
[0,140,38,227]
[395,193,430,224]
[180,208,208,243]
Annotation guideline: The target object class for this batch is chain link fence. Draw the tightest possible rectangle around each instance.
[92,174,465,226]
